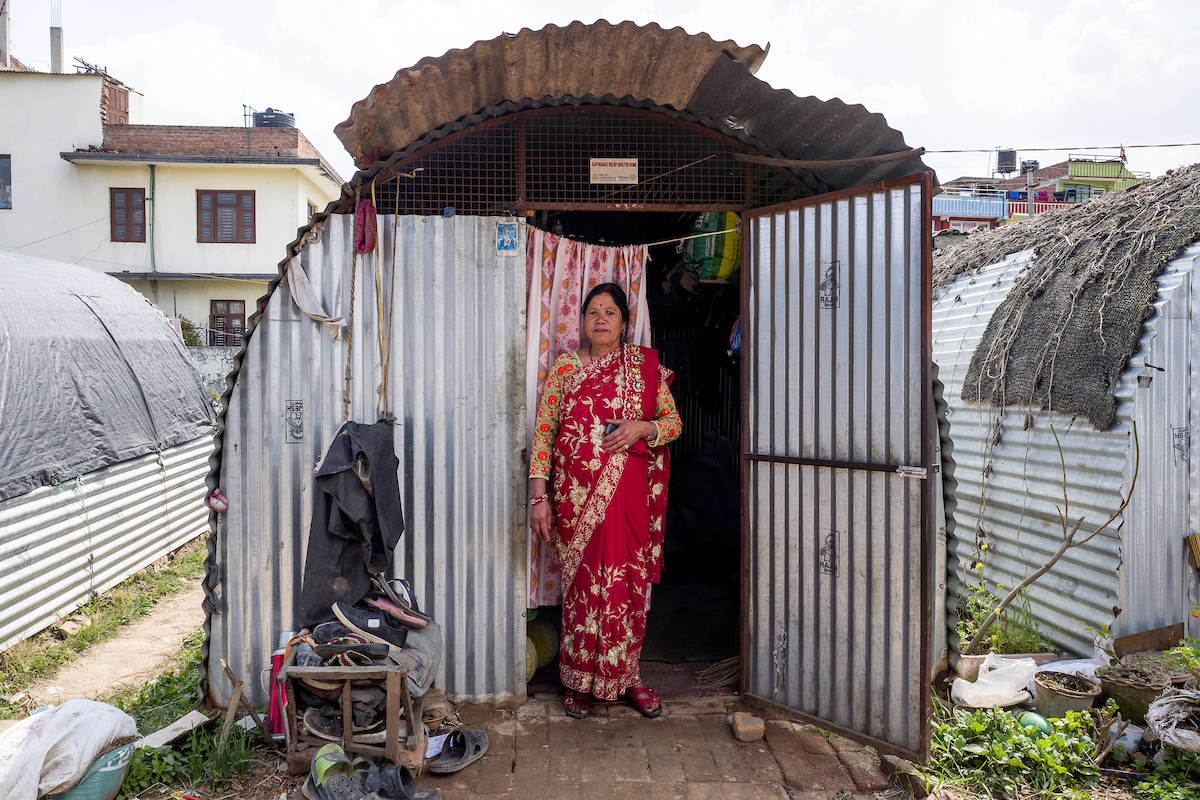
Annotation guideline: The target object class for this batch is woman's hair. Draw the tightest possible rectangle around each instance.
[582,282,631,325]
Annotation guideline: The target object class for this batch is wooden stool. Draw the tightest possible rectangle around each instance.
[280,660,427,773]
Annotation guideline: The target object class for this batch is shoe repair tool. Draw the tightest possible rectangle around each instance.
[220,658,283,752]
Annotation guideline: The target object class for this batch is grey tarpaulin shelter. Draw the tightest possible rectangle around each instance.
[204,20,938,759]
[0,250,216,651]
[932,165,1200,661]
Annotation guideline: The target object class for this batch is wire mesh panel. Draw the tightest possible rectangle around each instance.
[371,123,518,216]
[366,107,804,214]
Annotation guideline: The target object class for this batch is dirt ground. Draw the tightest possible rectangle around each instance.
[0,581,205,736]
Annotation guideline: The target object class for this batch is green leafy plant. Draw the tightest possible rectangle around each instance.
[1164,637,1200,685]
[957,544,1053,654]
[178,315,205,347]
[929,701,1098,798]
[119,727,261,799]
[1080,620,1118,665]
[1133,745,1200,800]
[120,746,191,798]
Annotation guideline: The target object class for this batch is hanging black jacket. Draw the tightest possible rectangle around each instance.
[298,420,404,627]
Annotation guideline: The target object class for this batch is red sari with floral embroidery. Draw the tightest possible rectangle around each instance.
[530,344,681,699]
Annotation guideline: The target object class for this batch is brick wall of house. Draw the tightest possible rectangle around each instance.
[102,124,305,157]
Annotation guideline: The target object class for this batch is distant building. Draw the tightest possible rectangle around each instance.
[0,57,343,390]
[932,156,1147,232]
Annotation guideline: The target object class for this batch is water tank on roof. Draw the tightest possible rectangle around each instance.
[1020,159,1040,175]
[253,108,296,128]
[997,149,1017,174]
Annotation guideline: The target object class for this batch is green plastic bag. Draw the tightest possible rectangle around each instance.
[682,212,741,281]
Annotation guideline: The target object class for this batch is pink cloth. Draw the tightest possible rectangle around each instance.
[524,228,651,607]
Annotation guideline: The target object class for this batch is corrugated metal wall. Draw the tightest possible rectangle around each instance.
[934,242,1200,656]
[744,178,929,758]
[208,215,528,707]
[1,434,214,651]
[1128,244,1199,639]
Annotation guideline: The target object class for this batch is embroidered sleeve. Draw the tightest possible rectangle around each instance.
[529,355,574,479]
[649,376,682,447]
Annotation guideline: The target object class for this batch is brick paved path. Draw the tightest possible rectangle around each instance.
[420,695,893,800]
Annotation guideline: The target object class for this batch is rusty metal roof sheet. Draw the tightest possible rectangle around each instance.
[686,54,931,194]
[335,20,768,169]
[334,22,932,196]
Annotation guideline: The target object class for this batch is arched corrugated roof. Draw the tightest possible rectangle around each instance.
[334,20,931,194]
[335,20,767,169]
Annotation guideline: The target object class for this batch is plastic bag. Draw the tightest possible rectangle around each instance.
[1146,688,1200,753]
[951,653,1038,707]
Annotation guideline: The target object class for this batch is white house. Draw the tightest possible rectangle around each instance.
[0,59,343,391]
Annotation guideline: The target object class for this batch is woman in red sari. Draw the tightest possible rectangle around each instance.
[529,283,682,719]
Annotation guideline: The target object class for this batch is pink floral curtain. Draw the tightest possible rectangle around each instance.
[524,227,652,608]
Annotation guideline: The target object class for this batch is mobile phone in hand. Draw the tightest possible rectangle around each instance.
[603,422,619,436]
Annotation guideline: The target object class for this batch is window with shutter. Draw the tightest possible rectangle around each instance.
[209,300,246,346]
[197,190,255,243]
[109,188,146,242]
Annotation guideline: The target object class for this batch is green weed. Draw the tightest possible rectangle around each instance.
[119,726,261,799]
[105,629,204,733]
[0,536,208,720]
[957,544,1054,654]
[929,701,1097,798]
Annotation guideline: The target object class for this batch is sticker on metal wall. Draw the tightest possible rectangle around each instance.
[496,221,519,257]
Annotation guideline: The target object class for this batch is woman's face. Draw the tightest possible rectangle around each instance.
[583,292,626,351]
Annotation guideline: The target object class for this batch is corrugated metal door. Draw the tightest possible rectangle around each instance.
[742,173,933,760]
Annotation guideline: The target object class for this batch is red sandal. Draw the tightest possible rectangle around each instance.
[627,685,663,718]
[563,688,591,719]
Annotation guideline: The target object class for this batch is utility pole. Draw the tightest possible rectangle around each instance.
[1,0,12,71]
[1025,161,1035,219]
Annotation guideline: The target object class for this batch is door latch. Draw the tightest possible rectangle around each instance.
[897,465,938,479]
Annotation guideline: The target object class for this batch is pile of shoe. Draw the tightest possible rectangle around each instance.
[292,576,441,747]
[303,743,439,800]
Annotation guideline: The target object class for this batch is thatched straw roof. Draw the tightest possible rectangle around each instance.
[933,163,1200,429]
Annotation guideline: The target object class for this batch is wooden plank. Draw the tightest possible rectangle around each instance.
[385,670,401,764]
[221,681,243,743]
[133,710,214,750]
[341,679,353,753]
[1114,623,1185,658]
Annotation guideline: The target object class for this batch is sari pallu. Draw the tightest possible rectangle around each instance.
[551,344,671,699]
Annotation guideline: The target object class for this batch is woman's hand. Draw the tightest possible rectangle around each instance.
[602,419,656,452]
[530,500,555,542]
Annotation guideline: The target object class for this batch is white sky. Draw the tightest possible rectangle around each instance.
[6,0,1199,184]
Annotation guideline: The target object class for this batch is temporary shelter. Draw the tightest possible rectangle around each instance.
[204,21,937,759]
[932,164,1200,660]
[0,250,216,652]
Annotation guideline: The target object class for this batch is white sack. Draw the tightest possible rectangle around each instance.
[951,653,1037,708]
[0,699,137,800]
[1146,688,1200,754]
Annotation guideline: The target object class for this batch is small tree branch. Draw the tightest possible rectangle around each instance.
[960,422,1140,656]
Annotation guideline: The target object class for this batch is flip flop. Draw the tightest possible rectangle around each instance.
[303,773,381,800]
[303,744,380,800]
[627,686,663,718]
[563,689,591,719]
[426,729,489,774]
[364,596,429,629]
[372,575,433,623]
[365,763,441,799]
